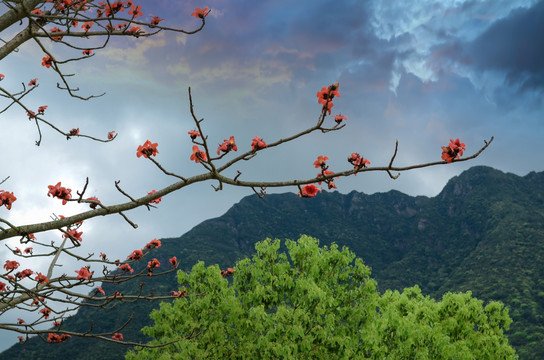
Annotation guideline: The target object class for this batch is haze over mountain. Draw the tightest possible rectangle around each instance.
[2,166,543,360]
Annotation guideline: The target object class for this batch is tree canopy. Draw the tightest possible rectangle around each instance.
[127,236,517,359]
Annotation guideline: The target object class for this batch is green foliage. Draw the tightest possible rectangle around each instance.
[127,236,517,360]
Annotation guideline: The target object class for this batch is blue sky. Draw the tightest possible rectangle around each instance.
[1,0,543,351]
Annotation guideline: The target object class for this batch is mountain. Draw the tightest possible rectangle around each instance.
[1,166,543,359]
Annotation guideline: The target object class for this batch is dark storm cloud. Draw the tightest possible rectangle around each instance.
[473,2,544,91]
[443,2,544,93]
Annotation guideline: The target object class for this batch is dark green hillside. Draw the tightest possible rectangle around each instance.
[1,166,543,359]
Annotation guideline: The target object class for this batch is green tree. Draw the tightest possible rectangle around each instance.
[127,236,517,359]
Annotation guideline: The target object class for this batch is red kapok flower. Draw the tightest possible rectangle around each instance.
[17,336,24,342]
[96,286,105,295]
[191,7,209,18]
[30,297,44,306]
[35,272,49,284]
[99,252,107,260]
[40,307,52,319]
[68,128,80,137]
[441,138,466,163]
[317,170,338,186]
[4,260,20,271]
[316,83,340,114]
[190,145,207,163]
[24,247,33,254]
[136,140,159,158]
[0,190,17,210]
[17,269,34,279]
[217,136,238,155]
[0,282,6,292]
[127,249,143,261]
[148,190,162,204]
[37,105,48,114]
[127,26,141,34]
[145,238,162,249]
[220,267,235,278]
[112,333,123,341]
[82,49,92,56]
[334,114,347,124]
[169,256,177,267]
[147,258,160,269]
[17,318,25,324]
[49,27,63,41]
[41,55,54,68]
[81,21,93,32]
[150,16,164,26]
[299,184,321,198]
[28,78,38,86]
[108,131,116,139]
[128,5,142,17]
[118,263,134,274]
[47,333,71,343]
[348,153,370,170]
[251,136,267,151]
[313,155,329,169]
[188,130,200,140]
[75,267,93,281]
[86,197,100,209]
[63,229,83,244]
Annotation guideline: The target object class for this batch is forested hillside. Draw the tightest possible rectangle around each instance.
[2,166,542,359]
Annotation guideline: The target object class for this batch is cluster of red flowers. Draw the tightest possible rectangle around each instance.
[41,55,54,68]
[112,333,123,341]
[75,267,93,281]
[47,333,71,343]
[16,269,34,280]
[220,267,235,278]
[147,258,160,276]
[316,83,340,114]
[441,138,466,163]
[127,249,143,261]
[136,140,159,158]
[35,272,49,284]
[40,307,52,319]
[47,182,72,205]
[251,136,267,151]
[63,228,83,244]
[118,263,134,274]
[0,190,16,210]
[217,136,238,155]
[314,156,338,190]
[144,238,161,249]
[348,153,370,170]
[170,288,187,297]
[190,145,207,163]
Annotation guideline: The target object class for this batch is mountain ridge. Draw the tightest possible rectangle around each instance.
[2,165,543,359]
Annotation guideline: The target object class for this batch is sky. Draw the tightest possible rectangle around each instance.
[1,0,543,352]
